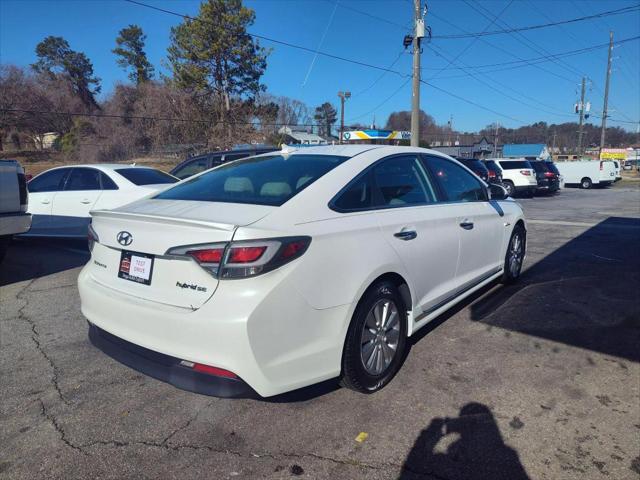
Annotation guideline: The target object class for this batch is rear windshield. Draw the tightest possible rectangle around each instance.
[155,154,349,206]
[116,168,178,185]
[499,160,532,170]
[530,161,549,173]
[484,160,501,171]
[545,162,560,174]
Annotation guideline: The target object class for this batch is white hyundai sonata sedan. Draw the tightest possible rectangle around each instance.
[78,145,526,398]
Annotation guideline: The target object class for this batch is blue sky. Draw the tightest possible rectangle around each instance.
[1,0,639,132]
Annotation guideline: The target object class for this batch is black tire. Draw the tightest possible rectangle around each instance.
[503,180,515,197]
[0,236,10,264]
[580,177,592,189]
[502,225,526,284]
[340,280,408,393]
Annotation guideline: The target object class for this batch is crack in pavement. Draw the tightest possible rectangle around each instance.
[38,399,86,455]
[16,279,71,405]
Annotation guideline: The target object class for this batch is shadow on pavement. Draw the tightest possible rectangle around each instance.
[399,402,530,480]
[0,237,89,286]
[471,217,640,362]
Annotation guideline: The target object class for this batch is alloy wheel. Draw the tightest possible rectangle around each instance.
[360,299,401,375]
[508,232,524,277]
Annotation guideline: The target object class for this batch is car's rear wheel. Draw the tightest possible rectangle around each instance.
[502,225,526,284]
[580,177,592,189]
[340,280,408,393]
[503,180,515,197]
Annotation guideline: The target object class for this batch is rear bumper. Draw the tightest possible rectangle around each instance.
[78,264,349,397]
[89,324,256,398]
[0,212,31,236]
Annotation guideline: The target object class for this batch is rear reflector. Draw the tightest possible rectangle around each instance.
[192,363,238,379]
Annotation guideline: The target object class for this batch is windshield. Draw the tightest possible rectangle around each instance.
[116,168,178,185]
[155,154,349,206]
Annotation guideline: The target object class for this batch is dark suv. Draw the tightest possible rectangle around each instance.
[454,158,490,183]
[530,160,560,194]
[170,146,278,180]
[482,159,504,185]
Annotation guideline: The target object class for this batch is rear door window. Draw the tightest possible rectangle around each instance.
[156,154,349,206]
[116,168,178,185]
[100,172,119,190]
[332,171,374,211]
[530,162,549,173]
[372,156,436,207]
[64,168,101,191]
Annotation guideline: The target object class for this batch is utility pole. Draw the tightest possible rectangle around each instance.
[552,129,557,156]
[600,31,614,150]
[493,121,499,157]
[337,91,351,145]
[410,0,424,147]
[577,77,586,157]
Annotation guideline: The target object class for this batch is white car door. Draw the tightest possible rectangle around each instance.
[26,167,72,235]
[424,155,505,288]
[50,167,103,236]
[370,155,460,314]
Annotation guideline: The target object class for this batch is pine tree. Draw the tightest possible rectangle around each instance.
[113,25,154,84]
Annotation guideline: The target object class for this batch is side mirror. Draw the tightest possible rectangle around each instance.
[489,183,509,200]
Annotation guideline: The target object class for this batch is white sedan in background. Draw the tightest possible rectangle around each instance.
[79,145,526,398]
[25,164,178,237]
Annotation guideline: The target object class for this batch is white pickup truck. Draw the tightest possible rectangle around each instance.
[555,160,616,189]
[0,159,32,262]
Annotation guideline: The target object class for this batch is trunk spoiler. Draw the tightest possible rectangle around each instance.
[90,209,237,232]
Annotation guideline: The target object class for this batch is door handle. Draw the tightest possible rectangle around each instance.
[41,200,50,205]
[459,221,474,230]
[394,230,417,241]
[80,199,92,204]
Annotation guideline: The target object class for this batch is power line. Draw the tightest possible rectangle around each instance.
[431,4,640,40]
[347,78,411,123]
[124,0,408,78]
[352,50,407,98]
[427,0,514,81]
[424,36,640,78]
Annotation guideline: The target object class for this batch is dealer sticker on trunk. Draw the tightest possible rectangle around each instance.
[118,250,154,286]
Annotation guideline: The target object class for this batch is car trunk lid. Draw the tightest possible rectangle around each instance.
[87,199,274,309]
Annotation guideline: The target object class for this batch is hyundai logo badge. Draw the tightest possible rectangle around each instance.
[117,231,133,246]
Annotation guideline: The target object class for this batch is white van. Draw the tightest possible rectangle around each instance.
[555,160,616,189]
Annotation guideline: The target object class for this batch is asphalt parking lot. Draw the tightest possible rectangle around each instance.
[1,184,639,480]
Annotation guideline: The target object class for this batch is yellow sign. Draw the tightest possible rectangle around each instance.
[600,149,627,160]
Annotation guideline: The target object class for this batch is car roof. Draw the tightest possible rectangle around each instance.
[44,164,157,172]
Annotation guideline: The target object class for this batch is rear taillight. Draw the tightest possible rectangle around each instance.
[167,236,311,279]
[186,248,224,263]
[520,170,531,176]
[488,170,496,178]
[88,223,99,252]
[543,172,555,178]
